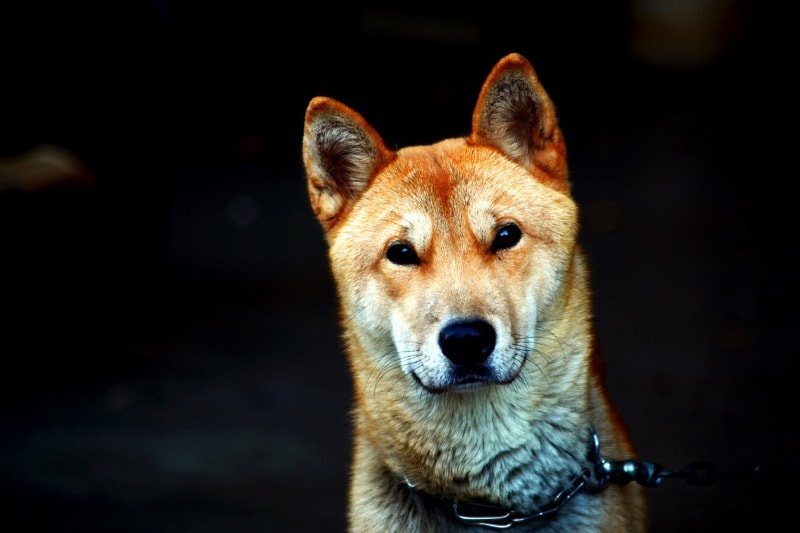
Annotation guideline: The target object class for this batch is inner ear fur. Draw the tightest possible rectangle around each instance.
[470,53,569,190]
[303,96,394,228]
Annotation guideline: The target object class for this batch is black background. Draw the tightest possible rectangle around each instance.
[1,1,797,531]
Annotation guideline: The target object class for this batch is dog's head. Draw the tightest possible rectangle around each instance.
[303,53,581,396]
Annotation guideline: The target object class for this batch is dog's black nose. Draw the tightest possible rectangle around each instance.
[438,320,496,366]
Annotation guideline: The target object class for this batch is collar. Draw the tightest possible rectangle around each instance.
[402,426,610,530]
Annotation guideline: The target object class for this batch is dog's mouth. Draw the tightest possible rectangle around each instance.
[411,364,519,394]
[410,368,491,394]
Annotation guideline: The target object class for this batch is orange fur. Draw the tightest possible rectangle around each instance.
[304,53,647,532]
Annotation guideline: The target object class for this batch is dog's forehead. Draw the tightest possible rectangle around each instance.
[373,140,555,221]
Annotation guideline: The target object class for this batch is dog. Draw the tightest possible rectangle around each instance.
[302,53,647,532]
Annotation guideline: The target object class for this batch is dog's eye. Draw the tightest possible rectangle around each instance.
[491,223,522,252]
[386,242,420,265]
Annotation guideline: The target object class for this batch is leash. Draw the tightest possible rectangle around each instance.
[406,426,797,530]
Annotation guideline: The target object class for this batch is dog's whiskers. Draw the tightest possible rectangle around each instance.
[365,341,421,399]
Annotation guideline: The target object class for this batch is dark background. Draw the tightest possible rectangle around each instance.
[1,1,797,531]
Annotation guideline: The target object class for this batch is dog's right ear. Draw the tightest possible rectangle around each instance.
[303,97,394,230]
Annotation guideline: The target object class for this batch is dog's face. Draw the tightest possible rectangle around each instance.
[304,53,578,398]
[328,140,577,394]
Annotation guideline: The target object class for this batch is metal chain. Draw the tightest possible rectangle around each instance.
[588,423,800,489]
[603,458,795,487]
[440,426,799,529]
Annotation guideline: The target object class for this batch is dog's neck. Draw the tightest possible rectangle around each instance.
[398,424,608,529]
[364,398,595,516]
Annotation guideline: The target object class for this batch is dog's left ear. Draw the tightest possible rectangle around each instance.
[470,53,569,191]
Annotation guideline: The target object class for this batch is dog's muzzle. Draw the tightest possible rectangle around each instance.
[410,319,516,393]
[434,319,498,389]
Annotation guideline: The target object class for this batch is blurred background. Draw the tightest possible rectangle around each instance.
[1,1,796,531]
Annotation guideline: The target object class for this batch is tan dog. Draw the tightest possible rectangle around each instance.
[303,53,647,532]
